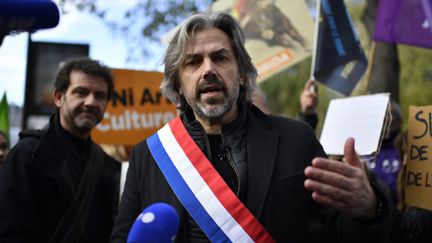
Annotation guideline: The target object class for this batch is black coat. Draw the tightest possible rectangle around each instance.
[111,105,393,243]
[0,115,121,243]
[391,207,432,243]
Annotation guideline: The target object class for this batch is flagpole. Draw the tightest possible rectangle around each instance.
[310,0,321,82]
[363,40,377,94]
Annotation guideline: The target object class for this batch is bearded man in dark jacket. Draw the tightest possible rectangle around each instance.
[0,58,120,243]
[111,12,394,243]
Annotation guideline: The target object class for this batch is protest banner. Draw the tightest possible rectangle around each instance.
[92,69,177,145]
[311,0,368,96]
[373,0,432,49]
[405,105,432,210]
[210,0,314,83]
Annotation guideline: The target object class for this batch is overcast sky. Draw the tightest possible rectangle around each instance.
[0,0,165,106]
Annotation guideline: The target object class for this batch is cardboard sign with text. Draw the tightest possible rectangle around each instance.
[92,69,177,145]
[405,105,432,210]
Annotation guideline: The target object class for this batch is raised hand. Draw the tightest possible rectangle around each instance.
[304,137,377,219]
[300,80,318,115]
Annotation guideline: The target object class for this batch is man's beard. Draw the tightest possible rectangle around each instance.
[187,77,239,121]
[193,98,231,121]
[71,106,102,131]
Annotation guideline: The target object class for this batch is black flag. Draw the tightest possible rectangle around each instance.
[312,0,367,96]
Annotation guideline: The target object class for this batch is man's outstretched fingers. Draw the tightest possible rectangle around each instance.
[343,137,362,170]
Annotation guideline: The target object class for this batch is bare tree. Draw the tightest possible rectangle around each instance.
[57,0,213,63]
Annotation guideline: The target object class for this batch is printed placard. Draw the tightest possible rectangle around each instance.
[92,69,177,145]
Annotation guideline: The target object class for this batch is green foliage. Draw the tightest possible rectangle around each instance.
[260,59,310,118]
[259,58,343,136]
[398,46,432,129]
[57,0,212,63]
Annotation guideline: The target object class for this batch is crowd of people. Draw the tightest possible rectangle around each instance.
[0,10,430,243]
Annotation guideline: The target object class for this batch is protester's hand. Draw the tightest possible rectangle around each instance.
[304,137,377,219]
[300,80,318,115]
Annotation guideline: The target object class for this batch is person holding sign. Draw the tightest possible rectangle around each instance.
[111,12,393,242]
[298,79,319,129]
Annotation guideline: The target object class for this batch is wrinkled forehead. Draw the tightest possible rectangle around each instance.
[68,70,109,92]
[186,25,209,45]
[185,26,233,52]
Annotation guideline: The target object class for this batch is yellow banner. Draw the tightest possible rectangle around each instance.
[92,69,177,145]
[405,105,432,210]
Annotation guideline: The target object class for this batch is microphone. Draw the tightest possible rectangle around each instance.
[127,202,180,243]
[0,0,60,44]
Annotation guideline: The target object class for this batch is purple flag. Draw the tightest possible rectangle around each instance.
[423,0,432,33]
[373,0,432,49]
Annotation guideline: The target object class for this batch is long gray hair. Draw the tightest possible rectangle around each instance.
[161,11,258,111]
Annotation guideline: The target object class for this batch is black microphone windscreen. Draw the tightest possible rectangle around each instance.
[0,0,60,34]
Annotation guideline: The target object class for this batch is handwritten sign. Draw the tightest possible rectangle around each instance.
[405,105,432,210]
[91,69,177,145]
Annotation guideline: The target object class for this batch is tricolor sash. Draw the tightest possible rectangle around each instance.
[147,117,275,243]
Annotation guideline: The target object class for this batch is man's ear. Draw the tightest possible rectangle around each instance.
[52,89,63,108]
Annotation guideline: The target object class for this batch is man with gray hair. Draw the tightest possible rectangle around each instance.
[112,12,393,242]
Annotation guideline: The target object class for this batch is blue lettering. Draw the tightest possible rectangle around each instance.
[321,0,346,56]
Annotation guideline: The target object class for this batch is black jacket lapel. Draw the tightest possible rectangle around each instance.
[245,107,279,218]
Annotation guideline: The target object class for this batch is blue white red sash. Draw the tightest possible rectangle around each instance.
[147,117,274,243]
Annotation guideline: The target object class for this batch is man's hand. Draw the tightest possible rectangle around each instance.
[300,80,318,115]
[304,137,377,219]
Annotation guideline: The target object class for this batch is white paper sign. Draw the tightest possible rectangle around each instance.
[320,93,390,156]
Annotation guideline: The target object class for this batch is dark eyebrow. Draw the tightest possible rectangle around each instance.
[212,48,231,56]
[184,53,200,60]
[71,86,88,92]
[185,48,231,58]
